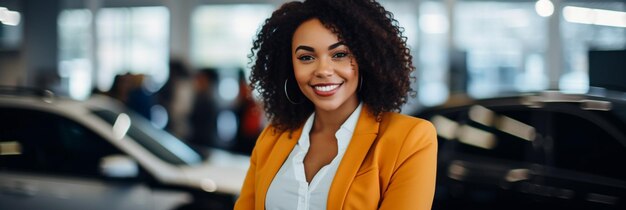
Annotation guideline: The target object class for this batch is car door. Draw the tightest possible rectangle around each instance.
[424,104,545,209]
[0,108,153,210]
[539,104,626,209]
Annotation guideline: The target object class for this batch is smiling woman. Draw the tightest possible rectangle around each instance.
[235,0,438,210]
[292,18,360,114]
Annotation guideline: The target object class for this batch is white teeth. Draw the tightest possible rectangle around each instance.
[314,84,340,92]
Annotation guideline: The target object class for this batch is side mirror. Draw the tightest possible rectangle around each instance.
[99,155,139,178]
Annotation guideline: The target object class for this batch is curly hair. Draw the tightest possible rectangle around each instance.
[249,0,415,131]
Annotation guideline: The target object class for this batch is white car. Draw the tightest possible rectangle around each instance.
[0,88,249,210]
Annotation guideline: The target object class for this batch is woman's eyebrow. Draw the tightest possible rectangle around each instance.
[295,45,314,53]
[294,42,346,53]
[328,42,345,50]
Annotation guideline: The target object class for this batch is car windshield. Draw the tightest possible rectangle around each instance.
[92,109,203,166]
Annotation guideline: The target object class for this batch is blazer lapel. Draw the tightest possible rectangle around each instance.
[255,126,302,210]
[327,106,380,209]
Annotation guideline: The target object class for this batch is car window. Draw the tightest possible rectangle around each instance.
[549,111,626,180]
[91,109,202,166]
[0,108,124,177]
[431,104,537,163]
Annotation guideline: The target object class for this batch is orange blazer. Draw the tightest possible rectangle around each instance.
[234,106,437,210]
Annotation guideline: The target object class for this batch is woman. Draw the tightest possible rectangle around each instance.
[235,0,437,209]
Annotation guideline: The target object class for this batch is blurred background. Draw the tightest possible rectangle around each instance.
[0,0,625,210]
[2,0,625,115]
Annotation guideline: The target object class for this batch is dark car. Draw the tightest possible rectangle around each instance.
[413,90,626,210]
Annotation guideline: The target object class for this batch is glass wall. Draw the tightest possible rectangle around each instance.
[455,1,549,99]
[560,1,626,93]
[59,6,170,99]
[53,0,626,105]
[190,4,274,104]
[190,4,274,147]
[96,6,169,93]
[191,4,274,69]
[417,1,450,108]
[58,9,92,100]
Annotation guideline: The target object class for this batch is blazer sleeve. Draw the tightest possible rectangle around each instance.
[234,126,271,210]
[379,120,438,210]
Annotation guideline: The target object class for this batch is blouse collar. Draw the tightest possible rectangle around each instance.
[297,102,363,151]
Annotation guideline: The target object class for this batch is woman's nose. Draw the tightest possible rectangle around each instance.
[314,57,333,77]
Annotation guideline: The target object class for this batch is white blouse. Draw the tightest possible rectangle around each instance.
[265,103,363,210]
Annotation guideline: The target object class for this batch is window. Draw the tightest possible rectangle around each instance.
[454,108,538,162]
[96,7,169,93]
[58,7,169,99]
[58,9,93,100]
[428,105,540,162]
[92,109,202,166]
[191,4,274,68]
[560,1,626,93]
[455,1,549,98]
[416,1,450,108]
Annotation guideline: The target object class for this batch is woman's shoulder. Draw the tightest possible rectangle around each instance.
[255,124,283,142]
[377,112,437,146]
[252,124,293,151]
[379,112,435,131]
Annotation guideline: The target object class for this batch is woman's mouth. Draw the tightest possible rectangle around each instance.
[311,82,343,96]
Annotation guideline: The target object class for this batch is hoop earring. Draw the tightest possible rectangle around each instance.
[284,78,302,104]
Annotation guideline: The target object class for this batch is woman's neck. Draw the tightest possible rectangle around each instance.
[312,99,360,133]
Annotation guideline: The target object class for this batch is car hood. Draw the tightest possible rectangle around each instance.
[179,149,250,195]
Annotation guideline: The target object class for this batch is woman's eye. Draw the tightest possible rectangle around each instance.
[333,52,349,58]
[298,55,314,61]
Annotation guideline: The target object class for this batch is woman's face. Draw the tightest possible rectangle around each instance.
[291,18,359,113]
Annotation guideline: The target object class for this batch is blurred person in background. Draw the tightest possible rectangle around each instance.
[106,74,133,104]
[126,74,156,120]
[188,67,220,151]
[232,69,263,155]
[106,73,156,120]
[235,0,437,209]
[155,59,195,139]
